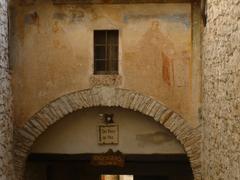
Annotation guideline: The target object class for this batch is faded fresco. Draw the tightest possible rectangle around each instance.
[122,10,191,88]
[10,2,200,127]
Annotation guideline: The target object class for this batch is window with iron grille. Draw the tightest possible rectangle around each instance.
[94,30,119,75]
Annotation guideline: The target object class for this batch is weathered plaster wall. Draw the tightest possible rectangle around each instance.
[202,0,240,179]
[10,1,201,128]
[31,107,185,154]
[0,0,14,179]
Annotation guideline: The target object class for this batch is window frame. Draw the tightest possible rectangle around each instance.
[93,30,119,75]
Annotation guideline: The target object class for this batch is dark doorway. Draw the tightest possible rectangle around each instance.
[26,154,193,180]
[134,175,168,180]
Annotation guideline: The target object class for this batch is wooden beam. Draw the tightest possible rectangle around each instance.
[27,153,189,162]
[52,0,200,5]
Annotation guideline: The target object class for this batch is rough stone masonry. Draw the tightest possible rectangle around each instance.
[202,0,240,179]
[0,0,14,179]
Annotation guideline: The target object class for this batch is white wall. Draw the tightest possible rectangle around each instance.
[31,107,185,154]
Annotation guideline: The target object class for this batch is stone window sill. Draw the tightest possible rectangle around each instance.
[90,75,122,87]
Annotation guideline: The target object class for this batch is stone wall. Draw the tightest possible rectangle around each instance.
[202,0,240,179]
[0,0,14,179]
[14,87,201,180]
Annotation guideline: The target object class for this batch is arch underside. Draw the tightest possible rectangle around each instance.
[14,87,201,180]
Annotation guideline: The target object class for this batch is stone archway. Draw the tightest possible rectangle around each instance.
[14,87,201,180]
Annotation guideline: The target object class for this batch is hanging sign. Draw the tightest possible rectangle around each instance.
[91,149,124,167]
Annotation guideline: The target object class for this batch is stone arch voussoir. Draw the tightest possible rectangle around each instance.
[14,87,201,180]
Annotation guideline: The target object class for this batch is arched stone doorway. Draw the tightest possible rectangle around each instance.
[26,107,193,180]
[14,87,201,180]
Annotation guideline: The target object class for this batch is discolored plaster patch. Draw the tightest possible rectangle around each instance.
[136,131,174,146]
[19,0,36,6]
[52,21,63,33]
[24,12,39,25]
[90,75,122,87]
[124,13,190,28]
[53,12,67,20]
[69,9,85,23]
[53,8,85,23]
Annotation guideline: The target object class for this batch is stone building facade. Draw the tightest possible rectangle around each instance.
[0,0,14,179]
[0,0,239,179]
[202,0,240,179]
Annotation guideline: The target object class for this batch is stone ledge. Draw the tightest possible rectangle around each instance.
[90,75,122,88]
